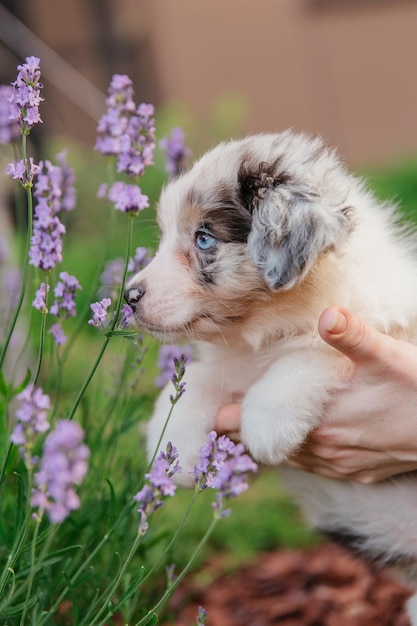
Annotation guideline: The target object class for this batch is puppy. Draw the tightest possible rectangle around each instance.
[126,131,417,622]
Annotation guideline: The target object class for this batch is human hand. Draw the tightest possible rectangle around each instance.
[285,306,417,483]
[215,307,417,483]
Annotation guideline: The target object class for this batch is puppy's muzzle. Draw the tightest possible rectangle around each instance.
[124,284,145,310]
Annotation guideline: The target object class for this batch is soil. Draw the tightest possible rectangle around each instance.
[163,542,413,626]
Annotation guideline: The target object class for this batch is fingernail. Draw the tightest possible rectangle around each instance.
[323,308,348,334]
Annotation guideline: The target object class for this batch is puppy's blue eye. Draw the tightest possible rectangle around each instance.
[195,230,217,250]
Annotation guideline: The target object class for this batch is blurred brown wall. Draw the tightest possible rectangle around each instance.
[143,0,417,165]
[1,0,417,165]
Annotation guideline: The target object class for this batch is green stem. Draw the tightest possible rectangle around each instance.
[0,442,13,488]
[113,214,134,326]
[67,214,135,421]
[135,518,218,626]
[67,335,111,421]
[86,532,143,626]
[33,274,50,386]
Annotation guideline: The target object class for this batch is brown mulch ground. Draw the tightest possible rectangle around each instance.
[163,543,413,626]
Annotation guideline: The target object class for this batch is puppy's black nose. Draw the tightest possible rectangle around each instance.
[124,285,145,308]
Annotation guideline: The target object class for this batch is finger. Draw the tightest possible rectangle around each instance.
[215,403,242,433]
[352,461,417,483]
[283,459,350,481]
[308,425,363,448]
[318,306,401,369]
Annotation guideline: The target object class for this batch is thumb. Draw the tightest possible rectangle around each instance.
[318,306,398,367]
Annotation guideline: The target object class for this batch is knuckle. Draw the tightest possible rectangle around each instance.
[314,446,349,463]
[354,473,376,485]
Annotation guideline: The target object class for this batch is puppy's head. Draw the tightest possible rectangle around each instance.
[126,131,354,344]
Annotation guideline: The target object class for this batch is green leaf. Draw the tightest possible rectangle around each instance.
[0,594,37,617]
[105,329,139,343]
[107,566,146,615]
[0,370,8,397]
[13,472,28,539]
[104,478,117,526]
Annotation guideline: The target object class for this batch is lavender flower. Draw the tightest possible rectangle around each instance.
[29,155,76,270]
[99,247,152,299]
[29,209,65,270]
[96,74,155,215]
[11,385,51,465]
[116,103,156,177]
[134,442,182,535]
[0,85,19,143]
[50,272,81,319]
[7,158,40,188]
[195,607,208,625]
[31,420,90,523]
[120,303,134,327]
[95,74,135,156]
[34,156,76,215]
[32,282,50,312]
[159,127,191,178]
[8,56,44,135]
[106,181,149,214]
[128,246,153,274]
[156,344,193,389]
[48,322,66,345]
[33,274,80,344]
[88,297,112,327]
[194,431,257,518]
[96,75,156,178]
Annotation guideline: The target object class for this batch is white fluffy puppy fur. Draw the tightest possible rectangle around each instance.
[126,131,417,621]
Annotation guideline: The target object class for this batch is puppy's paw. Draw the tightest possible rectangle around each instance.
[241,427,296,465]
[240,407,308,465]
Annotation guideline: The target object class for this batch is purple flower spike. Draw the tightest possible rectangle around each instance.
[28,155,76,271]
[96,73,156,189]
[155,344,193,389]
[88,297,112,328]
[8,55,44,135]
[31,419,90,523]
[48,322,66,345]
[50,272,81,319]
[99,247,152,300]
[33,282,50,312]
[159,127,191,178]
[11,385,51,465]
[196,606,208,625]
[194,431,257,518]
[7,158,40,188]
[134,442,182,535]
[107,181,149,215]
[120,303,134,327]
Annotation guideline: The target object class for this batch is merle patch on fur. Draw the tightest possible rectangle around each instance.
[237,155,292,213]
[187,184,252,244]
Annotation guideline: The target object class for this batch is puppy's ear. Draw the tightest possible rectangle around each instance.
[238,162,353,290]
